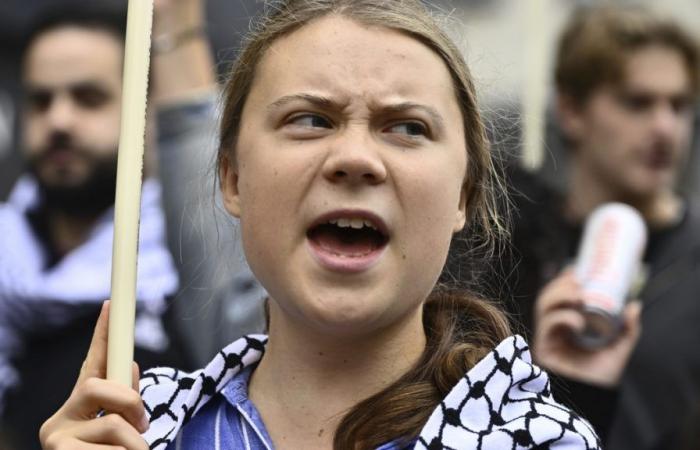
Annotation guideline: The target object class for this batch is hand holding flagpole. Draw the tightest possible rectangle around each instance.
[107,0,154,386]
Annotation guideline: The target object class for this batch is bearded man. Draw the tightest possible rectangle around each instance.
[0,4,182,449]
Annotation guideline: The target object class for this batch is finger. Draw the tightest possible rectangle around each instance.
[560,266,576,277]
[132,362,141,392]
[71,414,149,450]
[43,437,133,450]
[131,361,149,431]
[535,275,584,317]
[537,308,587,341]
[77,301,111,386]
[82,445,130,450]
[69,377,148,434]
[620,301,643,343]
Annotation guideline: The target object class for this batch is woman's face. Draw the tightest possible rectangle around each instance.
[221,15,468,337]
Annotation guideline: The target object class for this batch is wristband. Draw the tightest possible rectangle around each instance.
[152,26,206,54]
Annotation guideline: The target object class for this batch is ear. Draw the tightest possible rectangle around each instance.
[219,155,242,218]
[453,184,468,233]
[556,92,586,143]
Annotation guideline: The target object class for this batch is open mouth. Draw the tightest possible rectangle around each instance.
[646,149,673,170]
[308,218,388,256]
[306,213,389,272]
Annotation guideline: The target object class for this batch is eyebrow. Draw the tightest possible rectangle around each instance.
[267,93,337,112]
[25,80,111,94]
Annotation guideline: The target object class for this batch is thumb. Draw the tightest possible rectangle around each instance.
[76,300,111,387]
[132,362,141,392]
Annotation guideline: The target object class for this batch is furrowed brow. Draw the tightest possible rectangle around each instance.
[267,93,337,112]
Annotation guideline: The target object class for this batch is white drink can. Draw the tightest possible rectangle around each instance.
[574,203,647,348]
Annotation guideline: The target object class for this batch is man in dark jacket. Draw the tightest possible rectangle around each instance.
[473,5,699,450]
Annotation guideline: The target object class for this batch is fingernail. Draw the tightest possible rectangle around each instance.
[140,415,150,433]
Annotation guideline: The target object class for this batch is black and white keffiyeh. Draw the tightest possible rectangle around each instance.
[141,334,601,449]
[0,176,178,411]
[415,336,600,449]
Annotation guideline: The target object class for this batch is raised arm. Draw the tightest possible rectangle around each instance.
[150,0,264,363]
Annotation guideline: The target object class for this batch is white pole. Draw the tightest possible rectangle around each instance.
[107,0,154,386]
[522,0,548,171]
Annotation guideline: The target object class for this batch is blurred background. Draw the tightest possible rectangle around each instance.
[1,0,698,199]
[2,3,699,448]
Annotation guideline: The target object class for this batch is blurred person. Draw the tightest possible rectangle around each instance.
[151,0,266,366]
[0,1,231,448]
[38,1,601,449]
[466,5,699,450]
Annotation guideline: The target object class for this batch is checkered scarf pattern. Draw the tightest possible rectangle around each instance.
[141,334,600,449]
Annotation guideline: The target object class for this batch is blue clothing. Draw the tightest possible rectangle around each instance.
[164,367,271,450]
[165,366,412,450]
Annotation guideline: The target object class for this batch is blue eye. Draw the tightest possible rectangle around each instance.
[289,114,333,128]
[386,122,428,137]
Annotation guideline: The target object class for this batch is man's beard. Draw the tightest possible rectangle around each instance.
[27,133,119,217]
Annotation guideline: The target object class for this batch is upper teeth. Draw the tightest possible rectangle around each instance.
[329,218,377,230]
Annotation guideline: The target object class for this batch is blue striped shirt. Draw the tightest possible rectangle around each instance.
[165,366,412,450]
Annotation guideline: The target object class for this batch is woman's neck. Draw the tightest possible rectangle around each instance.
[248,302,426,449]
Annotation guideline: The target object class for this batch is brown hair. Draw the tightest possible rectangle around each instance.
[555,4,700,105]
[216,1,511,448]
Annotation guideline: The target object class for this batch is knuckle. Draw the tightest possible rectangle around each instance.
[126,390,144,409]
[104,412,126,430]
[41,430,63,450]
[78,376,102,399]
[101,414,130,441]
[38,417,52,443]
[57,441,83,450]
[39,415,67,449]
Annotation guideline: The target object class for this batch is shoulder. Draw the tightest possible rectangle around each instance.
[0,200,45,270]
[645,198,700,267]
[0,204,21,244]
[0,200,26,228]
[417,335,601,449]
[140,334,267,450]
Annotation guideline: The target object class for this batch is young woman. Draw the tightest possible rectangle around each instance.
[40,1,600,449]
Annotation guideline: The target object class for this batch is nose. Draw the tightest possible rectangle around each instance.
[322,129,388,186]
[45,94,77,132]
[650,102,681,141]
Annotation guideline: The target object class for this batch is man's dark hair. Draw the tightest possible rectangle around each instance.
[555,5,700,105]
[22,1,127,59]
